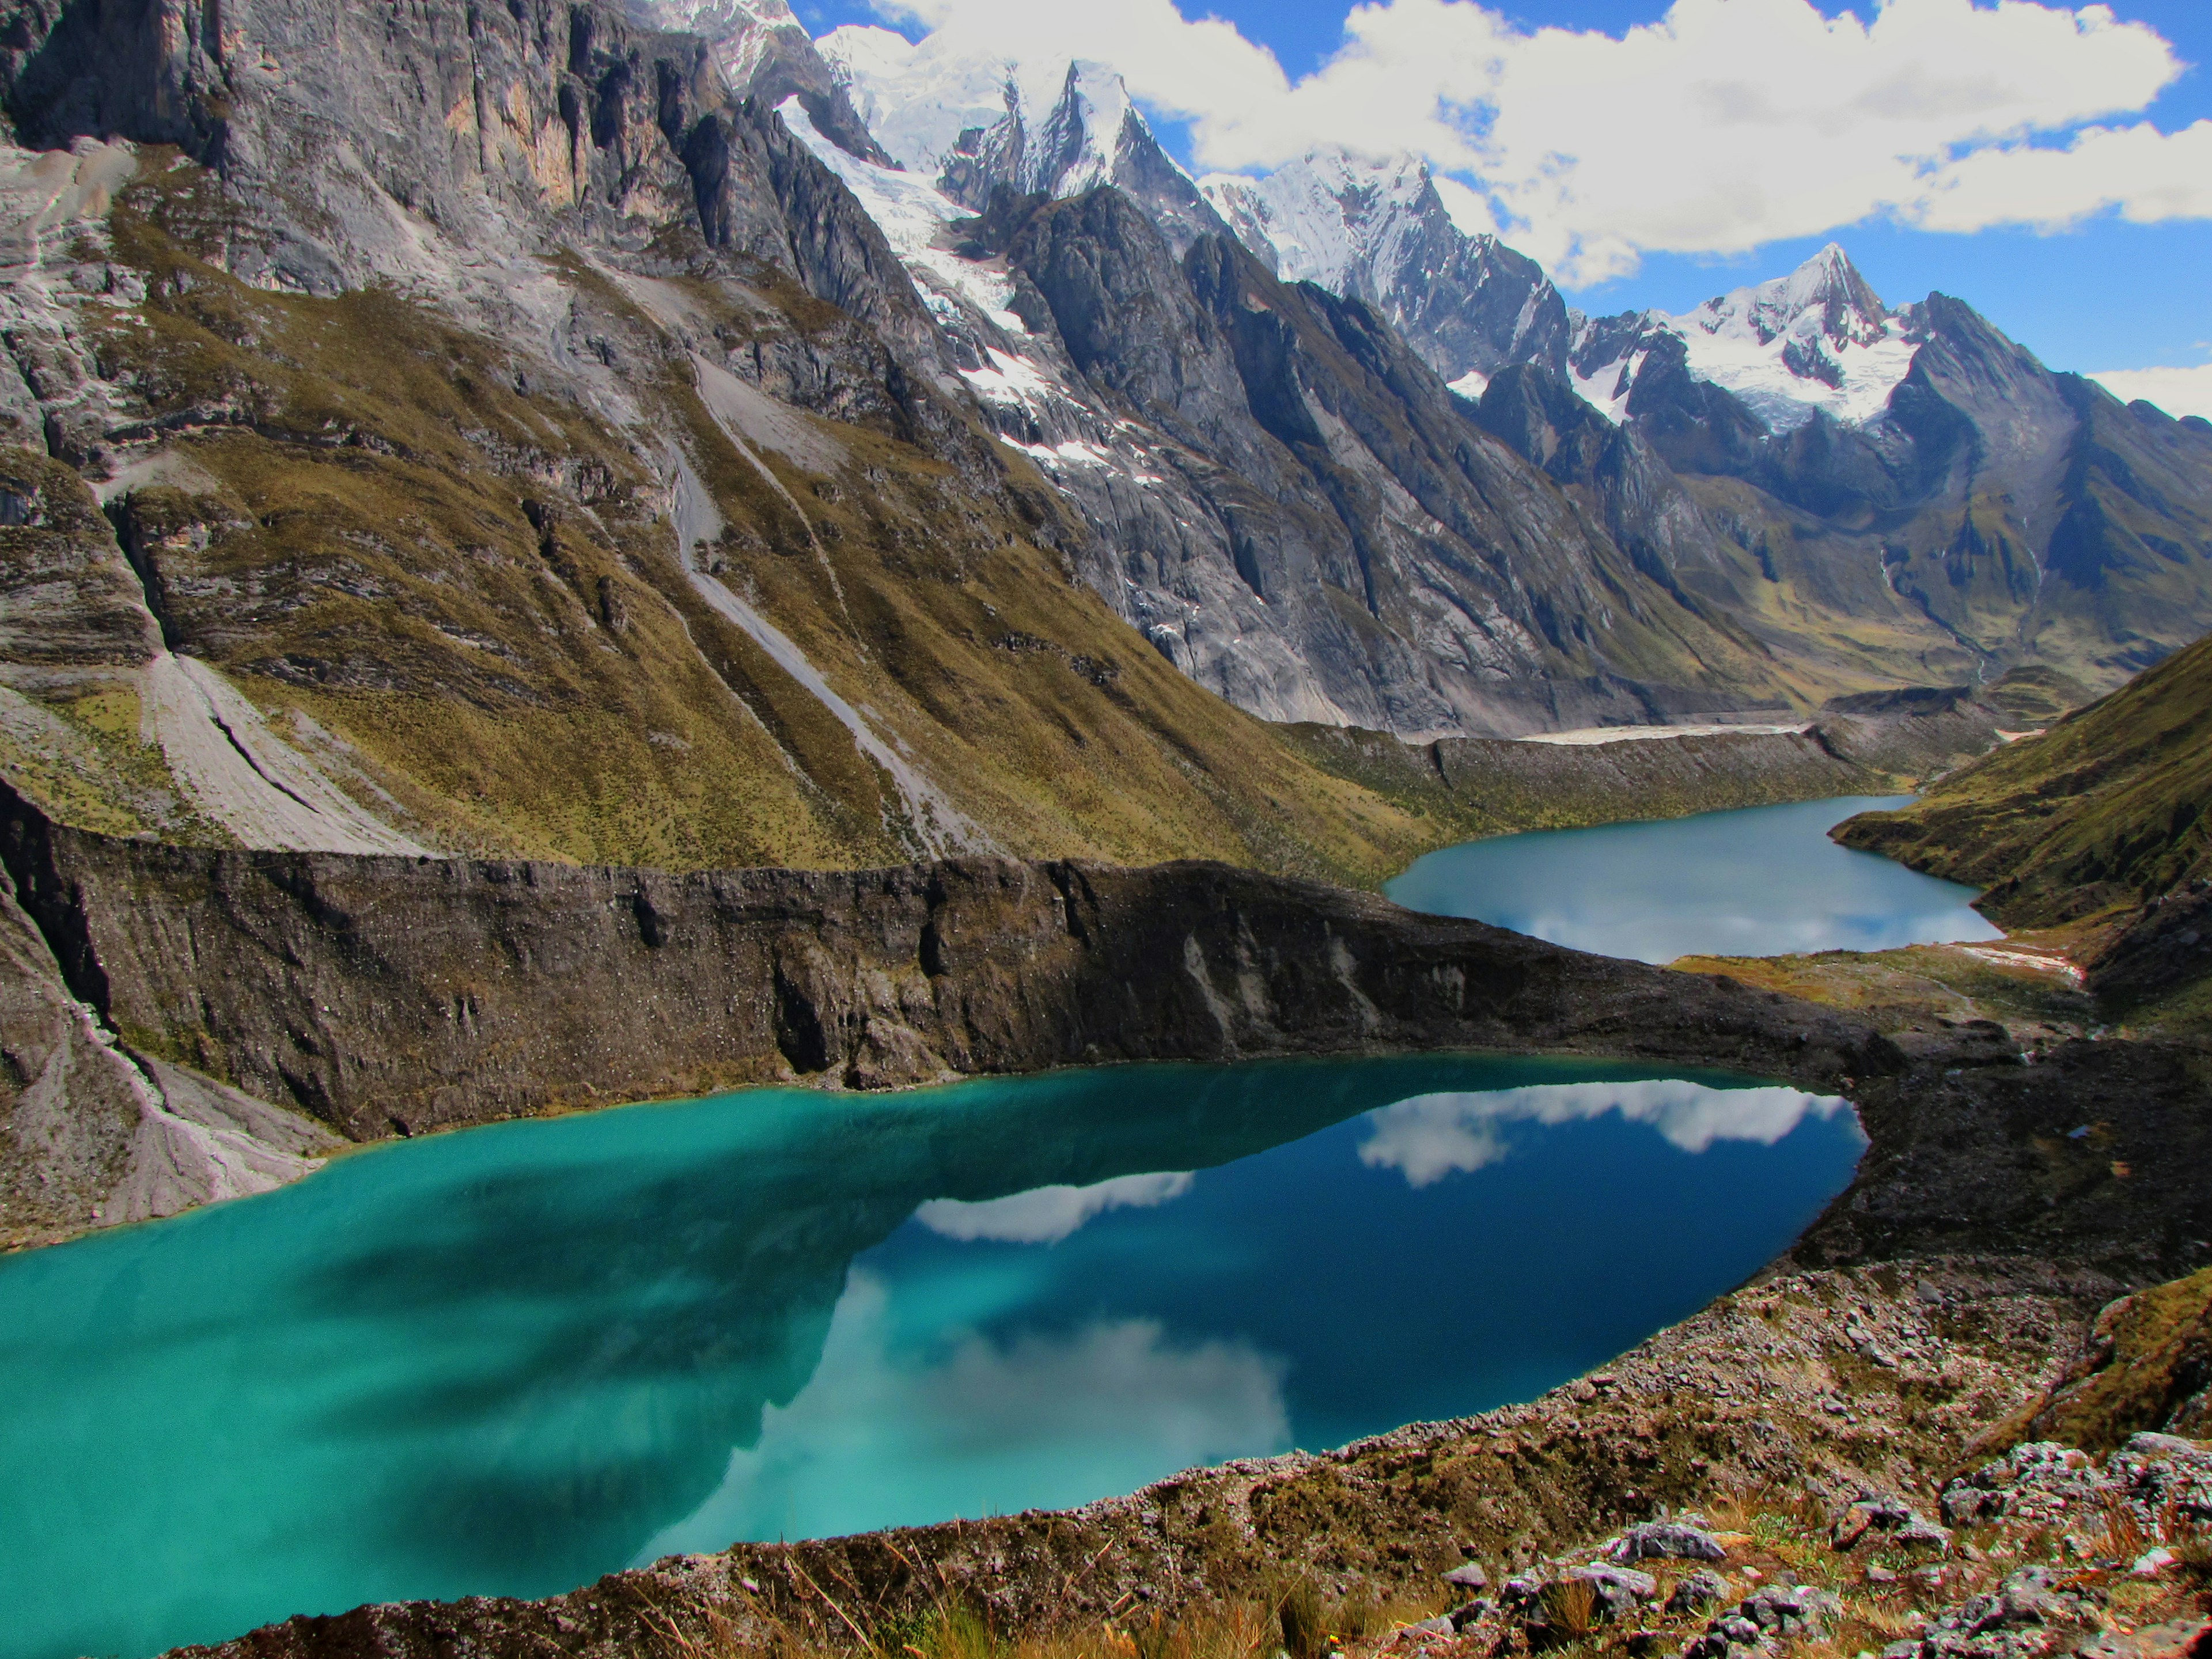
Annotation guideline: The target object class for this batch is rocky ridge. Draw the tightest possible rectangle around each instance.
[1200,146,1571,394]
[771,21,2212,730]
[0,769,1907,1242]
[777,97,1791,737]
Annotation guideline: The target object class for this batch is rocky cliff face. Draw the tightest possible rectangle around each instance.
[0,834,338,1251]
[935,184,1785,736]
[815,32,1229,256]
[1203,146,1571,392]
[0,0,1558,880]
[0,780,1892,1161]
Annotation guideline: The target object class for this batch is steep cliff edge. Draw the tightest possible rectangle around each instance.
[0,836,337,1249]
[0,779,1892,1157]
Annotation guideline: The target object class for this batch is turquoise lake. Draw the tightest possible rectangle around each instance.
[1385,794,2004,962]
[0,1055,1864,1659]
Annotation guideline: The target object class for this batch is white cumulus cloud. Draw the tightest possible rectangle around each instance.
[637,1271,1288,1553]
[857,0,2203,284]
[2089,362,2212,420]
[1357,1080,1854,1188]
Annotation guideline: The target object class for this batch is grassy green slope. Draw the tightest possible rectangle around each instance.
[5,153,1468,886]
[1835,630,2212,926]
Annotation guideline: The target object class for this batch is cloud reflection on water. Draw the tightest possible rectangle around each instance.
[638,1270,1289,1557]
[914,1171,1196,1244]
[1358,1081,1855,1188]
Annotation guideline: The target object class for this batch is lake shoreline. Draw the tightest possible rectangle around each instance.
[162,1006,2212,1656]
[3,783,2207,1654]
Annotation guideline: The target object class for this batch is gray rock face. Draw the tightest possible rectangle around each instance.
[1566,1563,1657,1617]
[0,846,338,1249]
[1684,1584,1842,1659]
[1667,1570,1730,1614]
[1608,1521,1728,1563]
[940,61,1230,257]
[0,777,1899,1145]
[955,185,1783,736]
[0,448,160,690]
[1203,146,1571,387]
[624,0,889,166]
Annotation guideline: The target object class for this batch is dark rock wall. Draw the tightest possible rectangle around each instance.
[0,783,1895,1142]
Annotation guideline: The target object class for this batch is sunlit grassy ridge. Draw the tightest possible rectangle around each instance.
[47,153,1468,882]
[1836,631,2212,927]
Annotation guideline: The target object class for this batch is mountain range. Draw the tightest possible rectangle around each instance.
[0,0,2206,876]
[821,28,2212,718]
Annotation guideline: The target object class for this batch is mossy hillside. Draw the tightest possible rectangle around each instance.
[1677,449,2211,711]
[74,153,1469,881]
[1675,475,1991,701]
[2016,1266,2212,1449]
[1978,665,2093,728]
[1834,630,2212,928]
[1282,722,1908,844]
[1671,940,2097,1041]
[659,368,1442,880]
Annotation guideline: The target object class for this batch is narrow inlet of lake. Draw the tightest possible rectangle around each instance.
[0,1056,1862,1659]
[1385,794,2003,963]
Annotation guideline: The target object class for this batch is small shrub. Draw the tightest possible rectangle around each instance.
[1129,1611,1175,1659]
[911,1602,1002,1659]
[1278,1581,1327,1659]
[1540,1578,1600,1639]
[2173,1520,2212,1586]
[2095,1492,2149,1563]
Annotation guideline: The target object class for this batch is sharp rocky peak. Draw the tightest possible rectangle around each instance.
[1200,145,1453,295]
[1568,242,1927,433]
[819,30,1222,249]
[1200,146,1566,386]
[1685,241,1894,352]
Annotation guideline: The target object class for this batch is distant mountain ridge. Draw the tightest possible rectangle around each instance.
[818,28,1228,253]
[1569,244,1929,431]
[779,92,1786,737]
[1200,147,1570,399]
[807,28,2212,711]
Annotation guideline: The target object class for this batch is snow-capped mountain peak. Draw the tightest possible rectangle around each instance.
[1031,61,1132,196]
[1683,242,1893,354]
[1200,145,1570,385]
[1200,145,1440,294]
[625,0,797,80]
[823,32,1226,251]
[1572,243,1927,431]
[817,25,1020,180]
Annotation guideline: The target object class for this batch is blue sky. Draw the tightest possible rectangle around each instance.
[793,1,2212,388]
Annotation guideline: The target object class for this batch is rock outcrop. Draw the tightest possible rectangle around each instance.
[0,848,337,1250]
[0,779,1891,1156]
